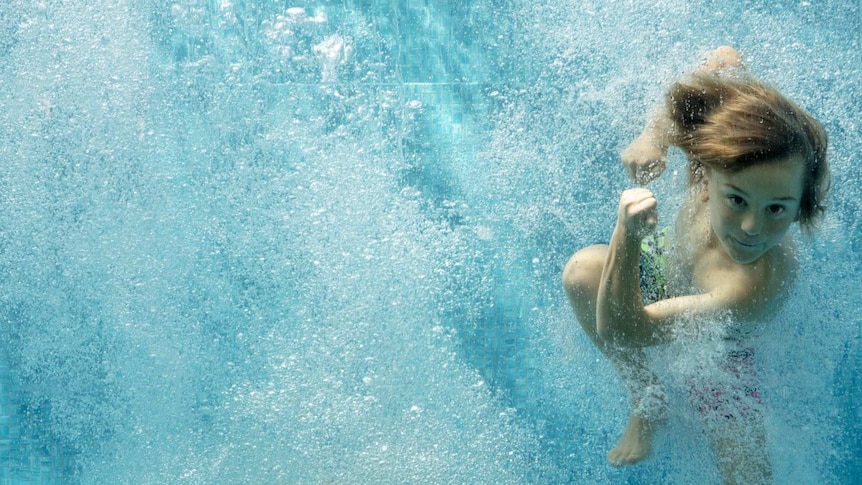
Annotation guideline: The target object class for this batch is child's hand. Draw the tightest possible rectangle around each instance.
[617,188,658,240]
[621,134,667,185]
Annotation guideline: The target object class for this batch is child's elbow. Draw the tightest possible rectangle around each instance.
[597,320,649,348]
[596,318,634,347]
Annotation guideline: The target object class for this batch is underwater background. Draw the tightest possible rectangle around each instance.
[0,0,859,483]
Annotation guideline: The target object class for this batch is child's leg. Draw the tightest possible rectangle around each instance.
[692,346,772,484]
[562,245,666,465]
[704,416,772,485]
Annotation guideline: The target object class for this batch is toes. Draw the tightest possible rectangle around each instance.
[621,451,640,464]
[607,450,636,466]
[607,447,645,466]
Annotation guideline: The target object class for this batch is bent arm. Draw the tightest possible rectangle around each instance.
[597,244,779,348]
[621,46,745,185]
[596,224,648,343]
[596,237,739,347]
[597,188,670,346]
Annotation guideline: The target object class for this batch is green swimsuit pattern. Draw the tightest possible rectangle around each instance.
[639,227,670,304]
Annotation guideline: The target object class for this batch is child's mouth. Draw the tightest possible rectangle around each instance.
[730,235,762,248]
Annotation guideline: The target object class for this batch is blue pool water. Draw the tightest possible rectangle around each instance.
[0,0,859,483]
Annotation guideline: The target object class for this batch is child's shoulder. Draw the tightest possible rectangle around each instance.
[706,237,798,321]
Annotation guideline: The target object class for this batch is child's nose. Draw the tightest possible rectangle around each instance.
[740,211,764,236]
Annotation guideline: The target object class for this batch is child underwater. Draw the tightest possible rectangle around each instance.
[562,46,830,484]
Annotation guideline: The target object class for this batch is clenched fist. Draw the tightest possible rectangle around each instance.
[617,188,658,240]
[621,134,667,185]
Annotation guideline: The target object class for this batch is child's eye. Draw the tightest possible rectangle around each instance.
[767,204,786,215]
[727,195,745,206]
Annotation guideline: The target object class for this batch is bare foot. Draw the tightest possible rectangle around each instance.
[702,46,745,73]
[606,413,655,466]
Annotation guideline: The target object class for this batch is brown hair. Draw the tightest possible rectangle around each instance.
[667,72,830,232]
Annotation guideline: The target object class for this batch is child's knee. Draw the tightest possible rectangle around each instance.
[562,245,606,296]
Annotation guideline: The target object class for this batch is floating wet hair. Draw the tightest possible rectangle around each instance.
[666,72,830,232]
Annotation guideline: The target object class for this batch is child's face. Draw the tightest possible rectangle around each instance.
[705,155,806,264]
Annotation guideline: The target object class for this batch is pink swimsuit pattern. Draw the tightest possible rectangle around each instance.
[688,346,763,421]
